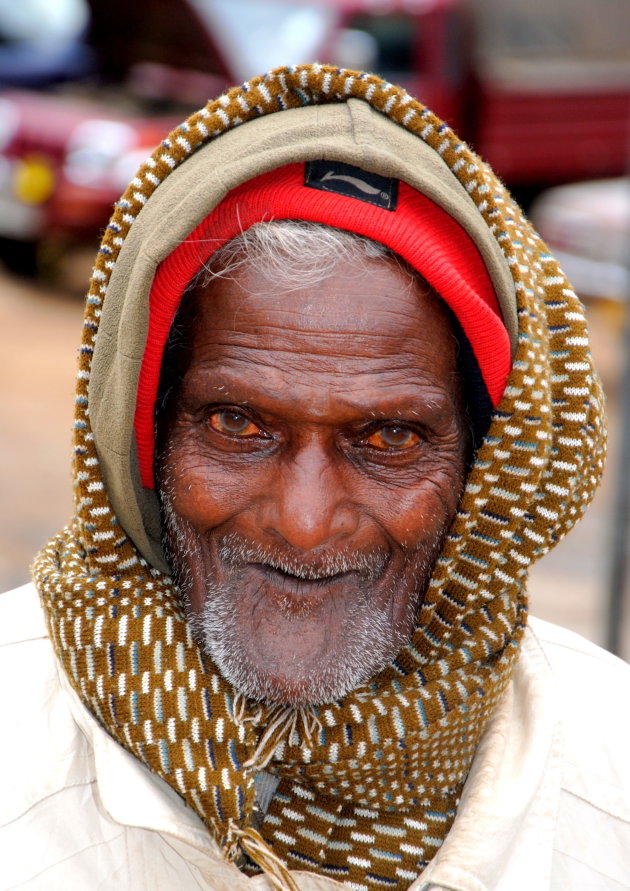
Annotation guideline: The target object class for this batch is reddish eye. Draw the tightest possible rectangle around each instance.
[366,425,420,451]
[208,411,263,437]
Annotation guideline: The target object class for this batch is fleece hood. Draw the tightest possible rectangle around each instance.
[33,65,606,889]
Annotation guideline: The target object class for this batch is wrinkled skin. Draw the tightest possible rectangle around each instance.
[156,255,469,706]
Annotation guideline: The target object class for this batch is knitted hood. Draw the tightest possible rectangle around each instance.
[33,65,606,888]
[81,64,604,581]
[88,74,521,574]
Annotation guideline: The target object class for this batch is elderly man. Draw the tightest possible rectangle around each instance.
[2,64,630,890]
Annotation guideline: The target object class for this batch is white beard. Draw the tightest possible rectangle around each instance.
[159,486,441,706]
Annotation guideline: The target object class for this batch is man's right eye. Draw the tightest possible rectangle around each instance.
[208,410,264,438]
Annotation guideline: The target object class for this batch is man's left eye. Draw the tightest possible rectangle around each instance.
[208,411,263,437]
[366,425,420,451]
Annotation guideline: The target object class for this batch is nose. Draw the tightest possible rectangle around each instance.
[261,439,359,552]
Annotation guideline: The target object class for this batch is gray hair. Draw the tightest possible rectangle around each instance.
[194,218,419,293]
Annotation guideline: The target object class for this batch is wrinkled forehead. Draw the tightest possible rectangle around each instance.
[156,242,479,474]
[173,242,458,364]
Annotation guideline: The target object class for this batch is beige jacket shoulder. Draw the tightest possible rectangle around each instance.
[2,583,630,890]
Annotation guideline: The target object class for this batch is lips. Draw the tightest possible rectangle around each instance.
[242,563,364,617]
[257,562,358,586]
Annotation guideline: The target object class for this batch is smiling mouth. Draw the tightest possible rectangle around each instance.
[249,561,369,608]
[254,563,358,587]
[245,563,364,618]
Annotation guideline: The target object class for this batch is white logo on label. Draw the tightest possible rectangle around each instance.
[320,170,383,196]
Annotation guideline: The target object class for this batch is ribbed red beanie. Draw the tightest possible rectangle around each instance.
[135,162,510,488]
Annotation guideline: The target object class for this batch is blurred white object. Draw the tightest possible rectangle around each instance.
[64,119,137,188]
[189,0,336,81]
[0,0,88,42]
[331,28,378,73]
[531,178,630,301]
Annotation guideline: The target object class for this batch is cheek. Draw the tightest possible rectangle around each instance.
[159,434,257,532]
[368,458,465,550]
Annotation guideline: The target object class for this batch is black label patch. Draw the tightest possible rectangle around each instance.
[305,160,398,211]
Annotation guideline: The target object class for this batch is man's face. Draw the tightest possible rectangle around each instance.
[157,254,469,706]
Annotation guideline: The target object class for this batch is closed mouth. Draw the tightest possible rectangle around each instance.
[253,563,357,588]
[234,563,365,619]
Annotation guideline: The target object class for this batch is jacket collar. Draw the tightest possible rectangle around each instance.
[412,624,563,890]
[59,666,217,853]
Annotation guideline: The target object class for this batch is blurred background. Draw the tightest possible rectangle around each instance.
[1,0,629,656]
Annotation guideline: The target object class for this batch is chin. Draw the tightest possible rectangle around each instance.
[187,574,417,707]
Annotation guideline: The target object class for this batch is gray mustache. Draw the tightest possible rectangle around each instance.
[217,532,389,581]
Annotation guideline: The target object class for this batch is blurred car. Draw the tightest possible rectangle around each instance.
[0,90,181,240]
[0,0,228,272]
[531,177,630,302]
[466,0,630,184]
[2,0,630,275]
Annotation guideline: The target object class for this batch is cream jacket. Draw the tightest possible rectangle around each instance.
[2,583,630,890]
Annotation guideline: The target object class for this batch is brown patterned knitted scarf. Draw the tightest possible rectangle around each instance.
[33,64,606,890]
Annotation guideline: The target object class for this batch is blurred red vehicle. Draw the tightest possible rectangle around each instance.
[1,0,630,273]
[0,0,228,271]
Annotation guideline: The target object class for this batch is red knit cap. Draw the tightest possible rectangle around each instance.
[135,162,511,488]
